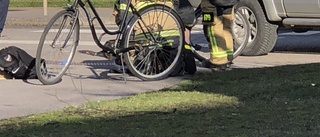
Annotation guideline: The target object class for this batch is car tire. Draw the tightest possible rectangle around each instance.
[235,0,278,56]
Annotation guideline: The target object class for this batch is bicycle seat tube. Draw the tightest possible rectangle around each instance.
[73,0,120,53]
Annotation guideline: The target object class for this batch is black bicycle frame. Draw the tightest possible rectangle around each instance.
[66,0,137,54]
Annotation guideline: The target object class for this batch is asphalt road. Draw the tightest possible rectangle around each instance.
[1,25,320,120]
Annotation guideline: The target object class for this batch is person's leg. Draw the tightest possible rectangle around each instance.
[201,0,229,66]
[173,0,196,45]
[173,0,197,74]
[222,6,235,62]
[0,0,9,35]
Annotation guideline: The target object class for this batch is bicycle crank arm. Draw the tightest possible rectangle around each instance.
[115,46,136,54]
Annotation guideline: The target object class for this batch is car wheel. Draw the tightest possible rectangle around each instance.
[234,0,278,56]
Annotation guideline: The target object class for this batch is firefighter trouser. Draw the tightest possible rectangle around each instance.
[201,0,235,65]
[173,0,196,28]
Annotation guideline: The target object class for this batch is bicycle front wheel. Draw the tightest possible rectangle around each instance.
[36,10,80,85]
[123,4,184,81]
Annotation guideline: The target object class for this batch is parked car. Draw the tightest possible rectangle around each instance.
[234,0,320,56]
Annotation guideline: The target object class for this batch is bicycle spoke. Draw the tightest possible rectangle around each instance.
[123,4,184,81]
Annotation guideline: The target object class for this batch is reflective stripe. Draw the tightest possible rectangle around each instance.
[184,44,191,50]
[118,1,173,11]
[211,51,228,58]
[118,2,150,12]
[119,3,133,12]
[134,29,179,46]
[207,25,219,53]
[135,29,179,39]
[206,25,230,58]
[159,30,180,37]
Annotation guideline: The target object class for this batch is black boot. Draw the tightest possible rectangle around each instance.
[201,59,232,71]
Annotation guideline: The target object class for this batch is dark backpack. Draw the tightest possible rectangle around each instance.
[0,46,37,79]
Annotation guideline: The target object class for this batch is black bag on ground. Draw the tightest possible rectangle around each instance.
[0,46,37,79]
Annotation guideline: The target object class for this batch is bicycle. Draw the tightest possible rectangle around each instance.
[35,0,185,85]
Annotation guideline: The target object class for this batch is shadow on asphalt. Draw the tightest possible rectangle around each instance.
[273,30,320,53]
[65,59,142,82]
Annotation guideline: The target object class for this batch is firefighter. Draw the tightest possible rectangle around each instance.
[201,0,239,71]
[173,0,199,74]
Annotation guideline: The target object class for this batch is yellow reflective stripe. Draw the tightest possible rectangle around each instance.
[133,29,179,46]
[135,29,179,39]
[159,30,179,37]
[119,1,173,11]
[119,4,133,12]
[207,26,219,53]
[210,51,228,58]
[117,1,175,17]
[167,39,174,43]
[184,44,191,50]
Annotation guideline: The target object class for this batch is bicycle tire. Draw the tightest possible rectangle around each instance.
[232,11,250,58]
[123,4,185,81]
[36,10,80,85]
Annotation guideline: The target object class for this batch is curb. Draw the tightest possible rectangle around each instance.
[6,18,49,27]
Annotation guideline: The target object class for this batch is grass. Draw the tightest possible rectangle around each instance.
[9,0,115,8]
[1,63,320,136]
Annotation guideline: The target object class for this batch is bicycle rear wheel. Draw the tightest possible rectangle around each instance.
[36,10,80,85]
[123,4,184,81]
[233,11,250,58]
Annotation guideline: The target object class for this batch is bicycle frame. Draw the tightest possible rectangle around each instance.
[65,0,138,55]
